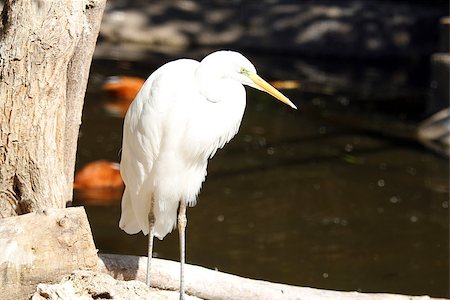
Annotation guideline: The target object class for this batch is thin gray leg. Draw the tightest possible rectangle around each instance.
[146,210,155,287]
[177,199,187,300]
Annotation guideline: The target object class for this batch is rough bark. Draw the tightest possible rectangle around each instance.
[0,207,98,300]
[0,0,106,217]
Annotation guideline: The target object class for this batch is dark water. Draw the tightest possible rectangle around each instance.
[74,50,449,298]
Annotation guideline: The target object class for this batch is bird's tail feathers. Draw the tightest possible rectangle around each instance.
[153,199,179,240]
[119,186,179,240]
[119,187,141,234]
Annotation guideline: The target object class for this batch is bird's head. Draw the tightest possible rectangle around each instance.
[199,51,297,109]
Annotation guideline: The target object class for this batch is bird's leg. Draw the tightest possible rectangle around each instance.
[146,207,155,287]
[177,198,187,300]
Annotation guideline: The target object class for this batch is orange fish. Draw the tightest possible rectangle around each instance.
[74,160,124,204]
[102,76,145,117]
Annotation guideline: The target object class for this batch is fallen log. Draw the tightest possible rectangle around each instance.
[98,253,446,300]
[0,207,98,300]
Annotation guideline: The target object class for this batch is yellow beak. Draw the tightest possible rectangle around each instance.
[248,73,297,109]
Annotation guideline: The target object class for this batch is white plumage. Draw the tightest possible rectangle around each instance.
[118,50,296,298]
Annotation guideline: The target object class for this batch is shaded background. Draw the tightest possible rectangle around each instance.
[73,1,449,298]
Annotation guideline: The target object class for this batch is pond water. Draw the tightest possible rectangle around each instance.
[74,50,449,298]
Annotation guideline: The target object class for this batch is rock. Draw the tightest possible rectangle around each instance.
[31,270,201,300]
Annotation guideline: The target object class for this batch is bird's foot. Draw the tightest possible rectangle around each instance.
[179,292,185,300]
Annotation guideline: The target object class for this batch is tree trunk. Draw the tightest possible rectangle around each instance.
[0,0,106,217]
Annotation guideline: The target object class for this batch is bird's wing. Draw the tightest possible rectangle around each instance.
[119,59,200,235]
[120,72,162,191]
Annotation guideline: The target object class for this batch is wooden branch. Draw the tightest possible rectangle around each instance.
[0,207,98,300]
[0,0,106,216]
[98,254,446,300]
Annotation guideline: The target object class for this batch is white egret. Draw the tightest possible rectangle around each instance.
[119,50,296,299]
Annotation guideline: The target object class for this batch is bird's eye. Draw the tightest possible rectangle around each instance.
[239,68,249,75]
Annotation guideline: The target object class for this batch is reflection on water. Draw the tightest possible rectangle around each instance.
[75,52,449,298]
